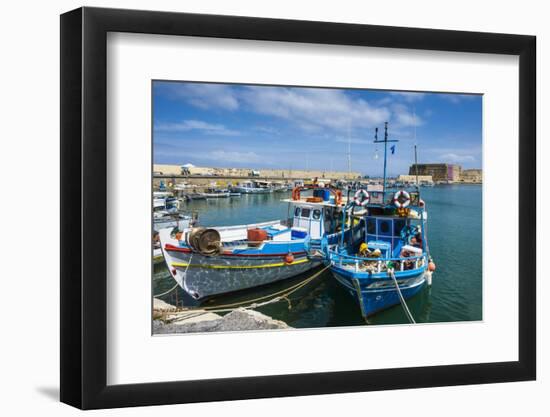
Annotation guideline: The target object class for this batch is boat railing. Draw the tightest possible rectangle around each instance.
[328,249,427,273]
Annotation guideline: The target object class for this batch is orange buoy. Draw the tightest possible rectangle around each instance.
[284,253,295,265]
[335,189,342,205]
[428,261,436,272]
[175,231,183,241]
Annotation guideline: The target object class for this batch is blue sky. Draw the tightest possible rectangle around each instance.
[153,81,482,176]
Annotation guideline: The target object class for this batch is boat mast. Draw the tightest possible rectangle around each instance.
[374,121,398,199]
[413,107,420,192]
[347,121,352,178]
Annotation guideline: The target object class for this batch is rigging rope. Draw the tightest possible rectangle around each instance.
[388,268,416,324]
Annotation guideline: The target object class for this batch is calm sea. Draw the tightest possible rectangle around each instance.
[153,184,482,327]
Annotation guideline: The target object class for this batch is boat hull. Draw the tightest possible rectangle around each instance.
[331,267,426,317]
[159,228,321,299]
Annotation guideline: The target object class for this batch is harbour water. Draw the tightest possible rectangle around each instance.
[153,184,482,327]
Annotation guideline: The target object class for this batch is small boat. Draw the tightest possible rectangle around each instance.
[231,180,271,194]
[327,122,435,320]
[271,181,292,192]
[154,210,197,232]
[153,192,179,211]
[184,192,207,201]
[200,188,231,198]
[159,186,361,300]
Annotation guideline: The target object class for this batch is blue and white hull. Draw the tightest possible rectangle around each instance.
[331,266,427,317]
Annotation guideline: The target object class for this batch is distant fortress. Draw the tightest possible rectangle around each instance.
[407,163,482,183]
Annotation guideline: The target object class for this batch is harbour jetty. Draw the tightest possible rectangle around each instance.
[154,164,361,180]
[153,298,291,333]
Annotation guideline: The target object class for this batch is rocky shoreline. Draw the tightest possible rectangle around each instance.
[153,298,291,334]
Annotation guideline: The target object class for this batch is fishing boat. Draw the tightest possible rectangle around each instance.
[200,188,231,198]
[327,122,436,320]
[153,192,179,211]
[184,192,207,201]
[271,181,292,192]
[231,180,271,194]
[159,186,361,300]
[154,210,197,232]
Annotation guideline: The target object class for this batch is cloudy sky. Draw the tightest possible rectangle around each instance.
[153,81,482,176]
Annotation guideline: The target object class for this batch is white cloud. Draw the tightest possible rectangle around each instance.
[240,86,390,132]
[391,103,423,127]
[439,153,476,163]
[155,119,240,136]
[160,83,426,138]
[163,83,239,110]
[389,92,426,102]
[208,150,263,163]
[438,94,478,104]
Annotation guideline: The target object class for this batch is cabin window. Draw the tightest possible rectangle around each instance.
[294,207,301,217]
[301,208,311,218]
[367,218,376,234]
[312,209,321,220]
[394,219,406,236]
[379,220,391,234]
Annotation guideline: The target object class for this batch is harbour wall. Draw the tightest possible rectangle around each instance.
[154,164,361,180]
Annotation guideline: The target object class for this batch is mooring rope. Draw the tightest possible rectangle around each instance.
[154,281,180,298]
[176,264,330,314]
[153,253,193,298]
[388,268,416,324]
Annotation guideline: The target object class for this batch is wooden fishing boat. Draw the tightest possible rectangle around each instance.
[327,122,436,320]
[159,186,361,300]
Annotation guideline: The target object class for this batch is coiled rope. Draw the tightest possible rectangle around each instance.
[388,268,416,324]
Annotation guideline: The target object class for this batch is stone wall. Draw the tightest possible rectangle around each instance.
[153,164,361,180]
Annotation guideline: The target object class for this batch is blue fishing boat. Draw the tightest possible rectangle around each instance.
[327,122,436,321]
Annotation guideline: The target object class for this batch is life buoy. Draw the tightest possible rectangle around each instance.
[353,189,370,206]
[291,187,301,201]
[393,190,411,208]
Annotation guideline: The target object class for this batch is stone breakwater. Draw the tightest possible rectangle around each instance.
[153,298,291,334]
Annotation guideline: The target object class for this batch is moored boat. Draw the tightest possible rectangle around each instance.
[159,186,361,300]
[327,122,435,320]
[231,180,271,194]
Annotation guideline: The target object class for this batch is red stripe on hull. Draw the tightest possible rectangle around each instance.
[164,244,192,253]
[164,243,306,258]
[220,251,307,258]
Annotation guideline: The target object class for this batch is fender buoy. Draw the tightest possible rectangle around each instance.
[284,253,295,264]
[335,190,343,206]
[393,190,411,208]
[291,187,301,201]
[419,199,426,208]
[428,261,436,272]
[353,189,370,206]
